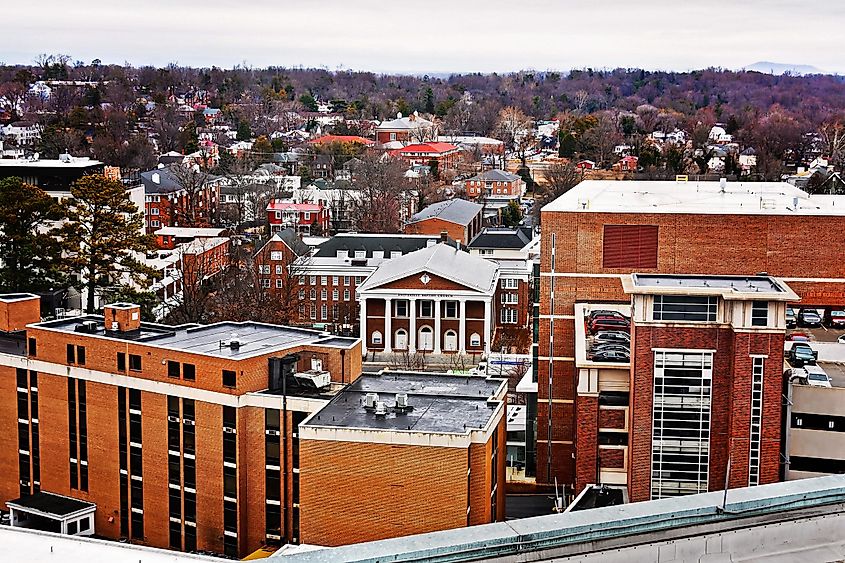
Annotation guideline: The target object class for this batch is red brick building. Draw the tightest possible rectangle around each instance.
[465,169,526,199]
[266,201,329,235]
[141,166,224,233]
[397,142,462,170]
[358,244,500,357]
[299,371,507,546]
[537,179,845,494]
[376,113,436,145]
[404,198,484,245]
[0,296,361,557]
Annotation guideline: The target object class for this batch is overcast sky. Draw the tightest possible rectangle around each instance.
[3,0,843,74]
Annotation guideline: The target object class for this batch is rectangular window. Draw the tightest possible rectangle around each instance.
[183,363,195,381]
[76,346,86,366]
[28,338,36,356]
[129,354,142,372]
[344,276,351,286]
[270,251,283,261]
[67,344,75,364]
[117,352,126,372]
[332,289,339,300]
[332,276,339,286]
[444,301,458,318]
[275,265,283,275]
[651,351,713,499]
[344,289,350,301]
[751,301,768,327]
[501,278,518,289]
[420,300,433,318]
[321,304,327,320]
[223,370,237,388]
[748,357,764,486]
[653,295,717,322]
[276,279,283,289]
[262,279,271,288]
[395,300,409,317]
[167,360,181,379]
[321,288,327,300]
[320,276,327,285]
[602,224,658,269]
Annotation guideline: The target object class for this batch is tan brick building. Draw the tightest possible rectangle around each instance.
[299,371,507,546]
[538,179,845,496]
[0,296,360,557]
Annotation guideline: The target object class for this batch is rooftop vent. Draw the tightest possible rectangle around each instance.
[74,320,99,334]
[374,401,388,417]
[363,393,379,410]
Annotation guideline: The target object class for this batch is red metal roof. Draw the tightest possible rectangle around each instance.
[266,201,323,212]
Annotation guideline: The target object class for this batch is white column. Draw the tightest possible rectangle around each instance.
[483,298,492,356]
[458,298,467,355]
[384,297,392,353]
[409,298,417,353]
[360,298,367,355]
[433,299,442,354]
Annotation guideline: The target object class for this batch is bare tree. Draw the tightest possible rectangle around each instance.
[349,151,406,233]
[494,106,535,167]
[819,118,845,169]
[534,160,582,218]
[169,163,217,227]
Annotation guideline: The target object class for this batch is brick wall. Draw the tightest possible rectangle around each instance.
[575,395,598,492]
[404,217,468,245]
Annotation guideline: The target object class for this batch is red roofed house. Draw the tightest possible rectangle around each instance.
[612,155,639,172]
[397,142,462,170]
[267,200,329,235]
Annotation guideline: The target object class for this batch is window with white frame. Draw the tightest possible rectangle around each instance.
[501,278,519,289]
[299,276,305,285]
[444,301,458,318]
[309,275,316,285]
[469,332,481,347]
[304,212,311,221]
[651,351,713,499]
[372,331,383,345]
[320,276,327,285]
[332,276,339,286]
[344,276,350,286]
[309,289,316,300]
[501,293,518,304]
[395,300,409,317]
[150,208,160,215]
[355,276,364,284]
[321,305,327,320]
[500,308,518,324]
[275,265,283,275]
[354,251,365,259]
[748,357,764,486]
[390,251,402,259]
[332,289,339,300]
[419,300,433,318]
[751,301,768,327]
[275,211,282,219]
[310,305,316,319]
[270,251,283,261]
[298,290,305,300]
[321,289,327,300]
[344,289,350,301]
[261,279,271,288]
[151,220,160,227]
[259,265,270,275]
[275,279,283,289]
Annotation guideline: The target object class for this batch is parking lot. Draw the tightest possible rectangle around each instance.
[820,362,845,387]
[787,325,845,343]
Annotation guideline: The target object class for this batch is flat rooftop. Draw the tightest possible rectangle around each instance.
[302,371,505,434]
[542,179,845,216]
[32,316,358,360]
[8,491,94,517]
[624,273,799,301]
[0,157,103,169]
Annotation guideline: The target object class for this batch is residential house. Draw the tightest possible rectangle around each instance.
[376,112,436,145]
[397,142,462,170]
[266,200,329,235]
[404,198,484,245]
[141,165,225,233]
[464,169,525,199]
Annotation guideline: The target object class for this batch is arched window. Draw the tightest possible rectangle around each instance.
[444,329,458,352]
[395,329,408,350]
[371,331,383,345]
[470,332,481,347]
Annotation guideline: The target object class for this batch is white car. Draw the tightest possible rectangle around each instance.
[805,365,832,388]
[839,334,845,344]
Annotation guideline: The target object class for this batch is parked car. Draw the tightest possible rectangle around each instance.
[826,309,845,329]
[786,308,797,328]
[589,317,631,334]
[799,309,822,327]
[590,343,630,355]
[839,334,845,344]
[786,332,811,342]
[588,310,627,322]
[594,331,631,344]
[788,343,818,367]
[805,365,832,388]
[784,367,808,382]
[591,349,630,363]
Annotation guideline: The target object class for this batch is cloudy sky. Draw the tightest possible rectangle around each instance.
[3,0,843,74]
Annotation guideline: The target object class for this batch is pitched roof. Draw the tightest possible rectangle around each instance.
[359,243,498,293]
[313,233,457,258]
[399,142,458,154]
[141,164,220,194]
[308,135,375,146]
[467,169,521,182]
[408,198,483,226]
[468,227,533,250]
[266,201,322,212]
[377,115,434,130]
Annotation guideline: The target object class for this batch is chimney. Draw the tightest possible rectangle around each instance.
[440,230,448,243]
[0,293,40,332]
[103,303,141,332]
[719,177,727,192]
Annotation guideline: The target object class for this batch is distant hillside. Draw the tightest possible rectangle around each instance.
[745,61,825,75]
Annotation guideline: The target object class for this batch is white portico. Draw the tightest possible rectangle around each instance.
[357,244,499,357]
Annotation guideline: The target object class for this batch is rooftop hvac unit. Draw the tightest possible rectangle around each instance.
[395,393,409,410]
[311,357,323,372]
[111,321,119,331]
[363,393,379,409]
[374,401,388,417]
[293,369,331,390]
[75,320,99,333]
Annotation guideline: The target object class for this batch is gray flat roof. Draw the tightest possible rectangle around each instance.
[8,491,94,516]
[633,274,784,292]
[303,371,504,434]
[33,316,357,359]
